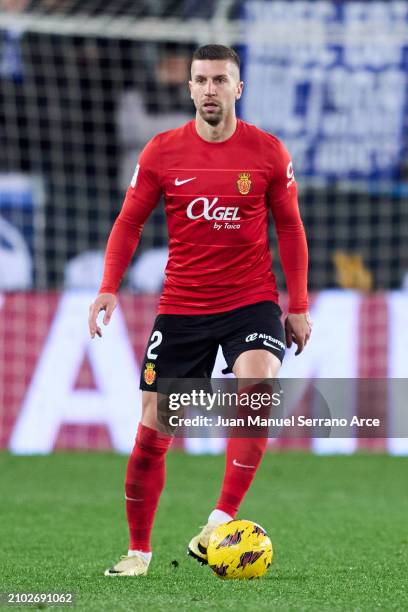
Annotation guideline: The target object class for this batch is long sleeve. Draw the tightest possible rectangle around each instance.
[267,141,309,313]
[99,136,162,294]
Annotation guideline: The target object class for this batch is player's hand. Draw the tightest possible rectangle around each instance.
[284,312,312,356]
[88,293,117,339]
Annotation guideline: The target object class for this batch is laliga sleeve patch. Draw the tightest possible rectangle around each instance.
[130,163,140,188]
[286,161,295,188]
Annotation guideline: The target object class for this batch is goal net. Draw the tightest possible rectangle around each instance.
[1,0,406,291]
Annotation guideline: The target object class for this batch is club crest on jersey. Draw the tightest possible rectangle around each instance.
[144,362,156,386]
[237,172,252,195]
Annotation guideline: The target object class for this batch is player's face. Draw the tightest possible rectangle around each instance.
[189,59,243,126]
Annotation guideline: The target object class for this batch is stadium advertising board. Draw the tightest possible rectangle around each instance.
[243,1,406,180]
[1,291,407,454]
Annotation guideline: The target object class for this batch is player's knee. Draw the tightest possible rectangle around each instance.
[141,391,158,429]
[233,350,281,379]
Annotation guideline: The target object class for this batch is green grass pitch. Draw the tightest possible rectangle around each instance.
[0,451,407,611]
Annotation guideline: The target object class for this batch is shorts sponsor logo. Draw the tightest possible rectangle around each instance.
[245,333,285,351]
[246,333,258,342]
[143,362,156,385]
[236,171,252,195]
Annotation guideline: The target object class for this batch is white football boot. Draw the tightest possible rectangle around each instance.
[187,523,218,565]
[104,553,150,576]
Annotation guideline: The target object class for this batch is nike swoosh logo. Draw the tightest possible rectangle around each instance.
[263,340,281,351]
[233,459,255,469]
[175,177,196,186]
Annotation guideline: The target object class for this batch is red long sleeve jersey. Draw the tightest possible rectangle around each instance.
[100,119,308,315]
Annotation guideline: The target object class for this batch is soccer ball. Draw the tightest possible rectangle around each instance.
[207,519,273,579]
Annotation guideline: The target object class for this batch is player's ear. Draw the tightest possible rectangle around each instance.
[236,80,244,100]
[188,80,193,99]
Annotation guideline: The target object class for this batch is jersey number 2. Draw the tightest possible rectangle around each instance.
[147,331,163,360]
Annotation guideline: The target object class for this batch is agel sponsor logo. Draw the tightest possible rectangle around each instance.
[186,197,241,230]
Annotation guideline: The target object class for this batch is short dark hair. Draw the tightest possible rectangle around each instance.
[191,44,240,71]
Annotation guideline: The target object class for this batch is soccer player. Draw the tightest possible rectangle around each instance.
[88,44,311,576]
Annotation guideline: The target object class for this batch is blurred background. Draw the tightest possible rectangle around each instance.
[0,0,407,454]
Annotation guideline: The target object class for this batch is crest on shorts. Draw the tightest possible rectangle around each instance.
[144,362,156,385]
[237,172,252,195]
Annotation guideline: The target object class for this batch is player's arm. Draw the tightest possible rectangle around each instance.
[89,136,162,338]
[267,141,312,355]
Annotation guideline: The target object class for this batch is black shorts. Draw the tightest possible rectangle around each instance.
[140,300,286,391]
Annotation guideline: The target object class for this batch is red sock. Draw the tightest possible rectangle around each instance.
[216,436,268,517]
[125,423,172,552]
[216,383,272,517]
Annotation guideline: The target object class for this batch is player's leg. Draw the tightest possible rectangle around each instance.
[215,350,280,517]
[233,348,281,379]
[188,302,285,564]
[125,391,173,554]
[105,390,173,576]
[107,312,219,576]
[188,352,281,564]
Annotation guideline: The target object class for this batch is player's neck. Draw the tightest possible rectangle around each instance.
[194,113,238,143]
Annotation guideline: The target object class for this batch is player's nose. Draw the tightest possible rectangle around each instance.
[204,79,216,95]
